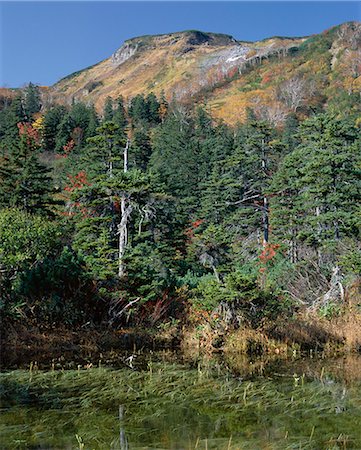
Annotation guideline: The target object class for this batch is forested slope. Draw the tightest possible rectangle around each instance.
[0,22,360,351]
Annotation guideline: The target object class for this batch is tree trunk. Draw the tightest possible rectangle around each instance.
[290,227,298,263]
[261,139,269,246]
[118,203,133,277]
[118,138,130,278]
[262,195,269,246]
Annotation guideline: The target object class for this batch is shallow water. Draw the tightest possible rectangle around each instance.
[1,353,361,449]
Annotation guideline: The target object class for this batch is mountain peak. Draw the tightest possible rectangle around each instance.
[111,30,237,65]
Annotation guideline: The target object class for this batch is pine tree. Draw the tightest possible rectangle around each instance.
[113,96,127,130]
[271,113,361,261]
[146,93,161,124]
[150,113,201,216]
[129,95,148,123]
[24,82,41,119]
[71,122,154,280]
[0,123,56,215]
[103,97,114,122]
[229,119,278,245]
[130,128,152,171]
[43,105,67,152]
[0,95,27,146]
[55,113,75,153]
[85,104,99,139]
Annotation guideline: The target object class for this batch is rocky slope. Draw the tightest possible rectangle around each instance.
[25,22,361,124]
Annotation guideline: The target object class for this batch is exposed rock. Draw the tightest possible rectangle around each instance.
[112,41,139,66]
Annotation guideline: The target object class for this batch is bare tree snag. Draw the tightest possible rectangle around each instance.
[118,138,131,278]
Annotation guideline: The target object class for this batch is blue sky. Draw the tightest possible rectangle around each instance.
[0,1,359,87]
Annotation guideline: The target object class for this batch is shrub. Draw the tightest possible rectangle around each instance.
[191,271,290,327]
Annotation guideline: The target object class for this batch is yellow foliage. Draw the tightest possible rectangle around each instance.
[32,115,45,131]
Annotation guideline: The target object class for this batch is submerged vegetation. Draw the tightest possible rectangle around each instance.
[2,355,361,448]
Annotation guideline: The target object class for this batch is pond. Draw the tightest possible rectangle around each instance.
[1,352,361,449]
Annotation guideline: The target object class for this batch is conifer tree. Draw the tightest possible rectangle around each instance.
[113,96,127,130]
[0,95,27,146]
[71,122,154,280]
[24,82,41,119]
[42,105,67,152]
[55,113,75,153]
[0,123,56,215]
[271,113,360,261]
[103,97,114,122]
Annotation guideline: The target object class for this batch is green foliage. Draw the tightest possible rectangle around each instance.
[0,125,57,215]
[0,208,61,272]
[24,82,41,119]
[318,302,342,319]
[103,97,114,122]
[113,96,127,130]
[129,93,161,125]
[43,105,68,152]
[271,113,360,252]
[339,247,361,276]
[191,271,288,325]
[15,246,97,325]
[0,88,360,329]
[0,208,62,318]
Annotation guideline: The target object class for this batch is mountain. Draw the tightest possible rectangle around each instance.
[11,22,361,124]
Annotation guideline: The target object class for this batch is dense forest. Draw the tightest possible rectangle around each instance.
[0,81,360,345]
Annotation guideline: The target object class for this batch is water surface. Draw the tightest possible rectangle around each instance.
[1,353,361,449]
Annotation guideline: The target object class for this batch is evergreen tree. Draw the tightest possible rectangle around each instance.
[0,95,26,146]
[282,113,301,152]
[113,96,127,130]
[129,95,148,123]
[103,97,114,122]
[86,104,99,139]
[43,105,68,152]
[271,113,360,260]
[146,93,161,124]
[130,128,152,171]
[227,119,278,245]
[55,113,75,153]
[0,123,56,215]
[150,113,201,216]
[24,82,41,119]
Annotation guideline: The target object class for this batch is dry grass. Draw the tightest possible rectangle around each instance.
[49,32,308,122]
[181,280,361,358]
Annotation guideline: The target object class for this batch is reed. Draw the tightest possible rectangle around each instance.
[1,357,361,449]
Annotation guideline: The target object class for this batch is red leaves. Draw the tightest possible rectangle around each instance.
[261,72,273,85]
[63,139,75,154]
[258,243,280,275]
[56,139,75,159]
[64,171,90,192]
[17,122,39,145]
[259,243,280,263]
[113,199,120,212]
[185,218,205,241]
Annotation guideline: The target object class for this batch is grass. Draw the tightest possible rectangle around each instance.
[1,356,361,449]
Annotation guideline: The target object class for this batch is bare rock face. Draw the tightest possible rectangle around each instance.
[112,42,139,66]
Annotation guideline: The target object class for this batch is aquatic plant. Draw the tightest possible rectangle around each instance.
[1,358,361,449]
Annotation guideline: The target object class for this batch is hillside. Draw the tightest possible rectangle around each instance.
[48,22,361,124]
[1,16,361,375]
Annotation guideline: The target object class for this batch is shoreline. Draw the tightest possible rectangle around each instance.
[2,308,361,370]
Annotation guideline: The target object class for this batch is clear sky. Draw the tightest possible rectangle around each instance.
[0,1,359,87]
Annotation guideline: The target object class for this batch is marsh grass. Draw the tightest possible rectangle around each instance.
[1,359,361,449]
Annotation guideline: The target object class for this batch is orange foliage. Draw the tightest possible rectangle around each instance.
[64,171,90,192]
[261,71,273,85]
[185,219,204,242]
[17,122,39,145]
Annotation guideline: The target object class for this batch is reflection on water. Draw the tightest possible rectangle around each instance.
[1,353,361,449]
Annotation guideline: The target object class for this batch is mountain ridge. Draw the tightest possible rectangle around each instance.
[2,22,360,125]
